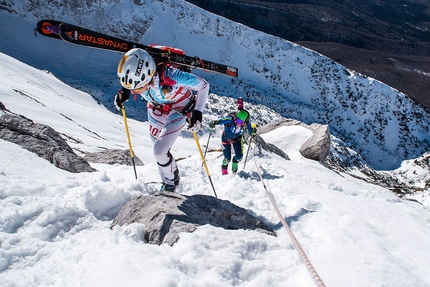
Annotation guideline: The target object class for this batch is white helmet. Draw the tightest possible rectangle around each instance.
[117,48,156,90]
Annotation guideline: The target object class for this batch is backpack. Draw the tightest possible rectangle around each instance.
[148,45,196,115]
[148,45,192,87]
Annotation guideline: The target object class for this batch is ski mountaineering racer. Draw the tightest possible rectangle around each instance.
[210,102,257,175]
[114,48,210,192]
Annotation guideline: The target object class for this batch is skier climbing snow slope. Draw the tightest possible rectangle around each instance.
[1,52,430,287]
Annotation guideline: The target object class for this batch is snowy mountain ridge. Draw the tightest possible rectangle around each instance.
[1,0,429,172]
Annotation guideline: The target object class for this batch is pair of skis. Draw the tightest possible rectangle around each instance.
[34,20,238,78]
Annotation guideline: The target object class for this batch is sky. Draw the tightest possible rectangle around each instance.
[1,49,430,287]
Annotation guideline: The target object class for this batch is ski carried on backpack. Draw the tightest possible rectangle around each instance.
[35,20,238,77]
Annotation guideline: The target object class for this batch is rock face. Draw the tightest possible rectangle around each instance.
[259,119,331,162]
[187,0,430,111]
[299,124,331,162]
[254,134,290,161]
[85,149,144,166]
[111,192,276,246]
[0,106,96,173]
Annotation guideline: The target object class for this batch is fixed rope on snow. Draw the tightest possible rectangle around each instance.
[250,142,326,287]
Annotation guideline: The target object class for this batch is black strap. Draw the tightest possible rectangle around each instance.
[157,152,173,167]
[180,95,196,115]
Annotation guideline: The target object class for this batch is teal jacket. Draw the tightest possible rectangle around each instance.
[214,115,254,141]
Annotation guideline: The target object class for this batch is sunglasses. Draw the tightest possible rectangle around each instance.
[235,118,244,125]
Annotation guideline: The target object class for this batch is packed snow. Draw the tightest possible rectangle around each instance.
[1,0,430,285]
[1,51,430,287]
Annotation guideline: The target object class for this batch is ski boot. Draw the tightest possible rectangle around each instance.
[160,168,180,192]
[221,158,229,175]
[160,183,177,192]
[232,161,238,174]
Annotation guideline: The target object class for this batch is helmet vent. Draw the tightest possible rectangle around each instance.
[117,48,156,89]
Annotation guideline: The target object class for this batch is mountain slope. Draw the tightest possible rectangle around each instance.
[185,0,430,110]
[1,50,430,287]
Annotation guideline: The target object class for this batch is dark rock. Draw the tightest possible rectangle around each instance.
[254,134,290,161]
[0,111,96,173]
[111,192,276,246]
[85,149,144,166]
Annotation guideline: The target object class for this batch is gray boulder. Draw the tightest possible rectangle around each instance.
[259,119,331,162]
[299,123,331,162]
[111,192,276,246]
[0,105,96,173]
[85,149,144,166]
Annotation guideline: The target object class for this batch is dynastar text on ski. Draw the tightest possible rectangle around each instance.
[35,19,238,77]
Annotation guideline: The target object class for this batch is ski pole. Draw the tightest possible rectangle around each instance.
[193,132,217,198]
[243,135,254,170]
[201,127,213,167]
[122,106,138,179]
[243,124,257,170]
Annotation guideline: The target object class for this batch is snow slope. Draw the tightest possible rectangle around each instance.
[1,49,430,287]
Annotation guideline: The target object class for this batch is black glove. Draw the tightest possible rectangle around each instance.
[188,110,202,132]
[113,89,130,111]
[209,120,219,129]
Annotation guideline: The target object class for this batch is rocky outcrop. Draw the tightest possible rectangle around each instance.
[254,134,290,161]
[111,192,276,246]
[0,104,96,173]
[259,119,331,162]
[299,123,331,162]
[85,149,144,166]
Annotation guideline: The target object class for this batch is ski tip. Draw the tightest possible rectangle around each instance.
[35,20,62,39]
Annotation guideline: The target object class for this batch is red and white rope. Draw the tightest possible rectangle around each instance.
[252,144,326,287]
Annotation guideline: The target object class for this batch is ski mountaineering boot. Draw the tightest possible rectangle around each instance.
[221,158,229,175]
[160,183,177,192]
[158,157,180,192]
[232,160,239,174]
[160,168,180,192]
